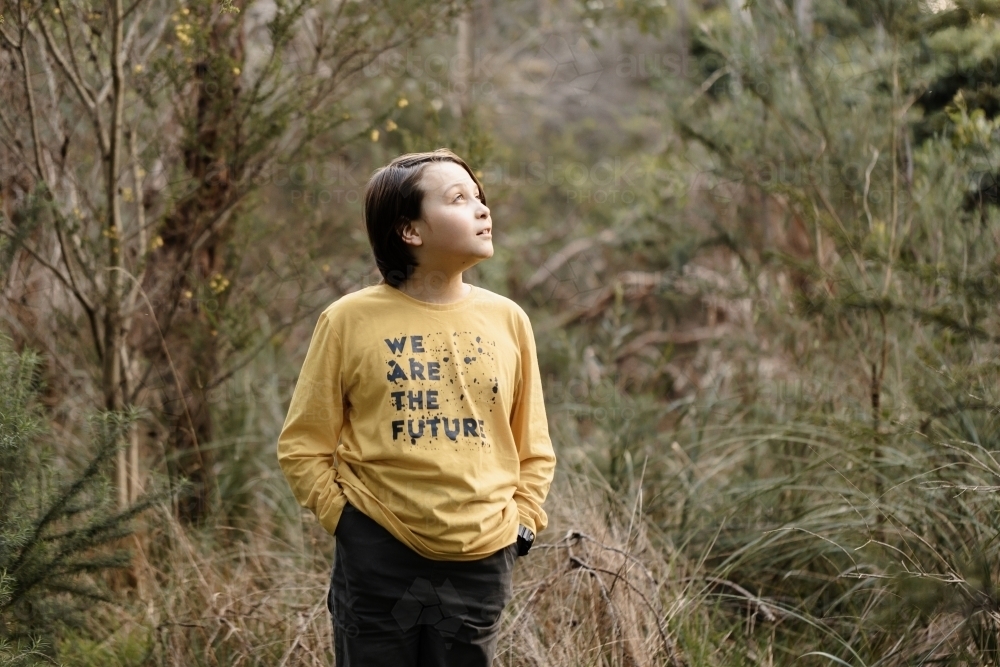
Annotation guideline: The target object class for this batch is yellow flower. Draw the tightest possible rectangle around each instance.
[397,98,408,108]
[183,289,193,299]
[151,235,164,249]
[232,66,241,76]
[322,264,330,272]
[174,23,194,46]
[181,6,189,14]
[370,129,380,142]
[385,119,397,132]
[133,64,143,73]
[209,273,230,294]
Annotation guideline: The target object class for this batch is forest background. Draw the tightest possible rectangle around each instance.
[3,0,1000,664]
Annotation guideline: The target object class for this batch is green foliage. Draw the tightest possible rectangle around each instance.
[0,334,164,662]
[0,637,55,667]
[608,0,1000,661]
[56,628,152,667]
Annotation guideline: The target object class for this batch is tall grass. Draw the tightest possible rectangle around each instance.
[56,461,733,667]
[49,280,1000,666]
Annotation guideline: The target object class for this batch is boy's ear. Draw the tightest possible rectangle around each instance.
[398,218,423,247]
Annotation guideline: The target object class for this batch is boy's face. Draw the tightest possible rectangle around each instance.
[400,161,493,274]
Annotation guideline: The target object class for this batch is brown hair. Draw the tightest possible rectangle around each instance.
[363,148,487,288]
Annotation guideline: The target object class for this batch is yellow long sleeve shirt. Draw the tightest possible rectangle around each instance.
[276,282,556,561]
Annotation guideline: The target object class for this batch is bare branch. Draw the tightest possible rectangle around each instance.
[29,25,70,169]
[0,107,35,166]
[100,0,127,412]
[121,0,152,63]
[0,19,21,49]
[54,0,100,103]
[54,213,97,311]
[32,17,97,112]
[135,5,170,69]
[0,227,100,338]
[120,127,148,344]
[17,19,48,182]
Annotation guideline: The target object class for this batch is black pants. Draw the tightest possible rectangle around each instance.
[328,501,518,666]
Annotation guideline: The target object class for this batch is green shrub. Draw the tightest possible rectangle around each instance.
[0,333,163,663]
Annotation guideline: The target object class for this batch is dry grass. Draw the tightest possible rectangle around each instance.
[60,464,715,667]
[63,504,335,666]
[495,466,691,667]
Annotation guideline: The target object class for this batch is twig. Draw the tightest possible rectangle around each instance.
[679,575,784,622]
[107,267,216,507]
[570,555,687,667]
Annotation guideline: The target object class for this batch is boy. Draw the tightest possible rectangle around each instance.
[276,148,556,666]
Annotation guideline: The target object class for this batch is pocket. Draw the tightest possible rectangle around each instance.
[334,502,354,536]
[456,567,514,645]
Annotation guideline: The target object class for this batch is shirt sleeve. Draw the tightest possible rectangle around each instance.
[276,310,348,536]
[509,308,557,536]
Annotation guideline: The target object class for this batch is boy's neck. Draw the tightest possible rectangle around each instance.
[395,273,472,305]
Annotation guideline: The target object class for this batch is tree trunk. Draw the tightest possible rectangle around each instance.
[451,9,472,118]
[794,0,813,40]
[130,17,243,524]
[106,0,126,510]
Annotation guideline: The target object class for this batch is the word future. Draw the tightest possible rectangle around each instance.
[384,335,486,444]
